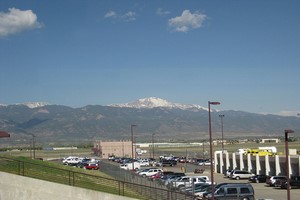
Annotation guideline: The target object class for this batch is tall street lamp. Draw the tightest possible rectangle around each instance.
[131,124,137,170]
[152,133,155,160]
[285,129,294,200]
[219,114,225,153]
[32,134,36,159]
[208,101,221,200]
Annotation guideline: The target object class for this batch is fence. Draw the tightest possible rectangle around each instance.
[0,156,194,200]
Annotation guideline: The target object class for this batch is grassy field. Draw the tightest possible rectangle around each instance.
[2,140,299,161]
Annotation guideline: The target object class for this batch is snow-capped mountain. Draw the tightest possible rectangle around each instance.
[16,102,50,108]
[110,97,208,111]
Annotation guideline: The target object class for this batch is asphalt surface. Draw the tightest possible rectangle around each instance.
[162,163,300,200]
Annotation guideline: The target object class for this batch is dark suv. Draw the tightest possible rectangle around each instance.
[160,159,177,167]
[266,176,286,187]
[280,176,300,189]
[249,174,268,183]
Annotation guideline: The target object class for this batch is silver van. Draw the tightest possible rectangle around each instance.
[230,170,254,180]
[204,183,255,200]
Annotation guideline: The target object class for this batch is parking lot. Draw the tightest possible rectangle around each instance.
[162,163,300,200]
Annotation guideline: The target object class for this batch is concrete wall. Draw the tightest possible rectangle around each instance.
[0,172,136,200]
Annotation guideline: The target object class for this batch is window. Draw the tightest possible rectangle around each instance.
[227,188,237,194]
[241,187,250,194]
[217,188,225,195]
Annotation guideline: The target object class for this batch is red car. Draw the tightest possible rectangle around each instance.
[84,163,99,170]
[150,172,162,180]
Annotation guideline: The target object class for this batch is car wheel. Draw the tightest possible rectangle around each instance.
[236,176,240,180]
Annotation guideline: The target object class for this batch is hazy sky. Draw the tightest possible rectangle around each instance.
[0,0,299,116]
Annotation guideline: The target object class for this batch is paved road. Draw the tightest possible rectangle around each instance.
[162,163,300,200]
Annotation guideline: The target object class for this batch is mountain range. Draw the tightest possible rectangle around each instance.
[0,97,299,145]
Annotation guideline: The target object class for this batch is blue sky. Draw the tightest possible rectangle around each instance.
[0,0,299,116]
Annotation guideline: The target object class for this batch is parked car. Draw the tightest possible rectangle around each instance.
[266,176,286,187]
[108,155,115,160]
[62,156,80,166]
[135,167,157,174]
[230,170,254,180]
[84,163,99,170]
[203,183,255,200]
[149,172,162,180]
[137,160,150,167]
[139,168,163,177]
[159,171,177,179]
[164,175,183,186]
[77,162,88,168]
[182,182,210,193]
[170,176,211,190]
[198,160,214,166]
[157,159,177,167]
[249,174,268,183]
[280,176,300,189]
[194,184,214,198]
[225,169,233,178]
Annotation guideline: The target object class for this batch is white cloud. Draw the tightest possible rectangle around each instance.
[156,8,171,16]
[168,10,206,32]
[104,11,117,18]
[122,11,136,21]
[0,7,42,37]
[104,10,136,21]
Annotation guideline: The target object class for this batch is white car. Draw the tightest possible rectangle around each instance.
[62,156,80,166]
[138,161,150,167]
[139,168,163,177]
[198,160,214,166]
[171,176,211,189]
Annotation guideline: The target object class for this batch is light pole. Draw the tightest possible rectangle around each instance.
[32,134,36,159]
[202,139,205,160]
[152,133,155,160]
[285,129,294,200]
[219,114,225,153]
[131,124,137,170]
[208,101,221,200]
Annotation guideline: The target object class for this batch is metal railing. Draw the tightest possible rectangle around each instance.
[0,156,194,200]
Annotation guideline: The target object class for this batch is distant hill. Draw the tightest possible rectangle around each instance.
[0,97,299,144]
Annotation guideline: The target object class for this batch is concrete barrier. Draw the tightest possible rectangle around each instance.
[215,152,300,176]
[0,172,137,200]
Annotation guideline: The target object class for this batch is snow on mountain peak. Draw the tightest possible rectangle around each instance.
[16,102,50,108]
[110,97,208,111]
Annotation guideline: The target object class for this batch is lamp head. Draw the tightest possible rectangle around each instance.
[209,101,221,105]
[285,129,294,134]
